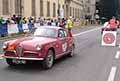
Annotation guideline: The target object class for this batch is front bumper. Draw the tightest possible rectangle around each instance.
[4,56,44,60]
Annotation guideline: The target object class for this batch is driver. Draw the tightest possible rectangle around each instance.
[109,16,118,31]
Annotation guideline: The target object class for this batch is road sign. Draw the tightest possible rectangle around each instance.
[101,31,117,46]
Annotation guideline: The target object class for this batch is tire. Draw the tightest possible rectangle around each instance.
[6,58,16,66]
[41,50,54,69]
[68,45,75,57]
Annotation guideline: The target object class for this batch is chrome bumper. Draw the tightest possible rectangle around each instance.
[3,56,44,60]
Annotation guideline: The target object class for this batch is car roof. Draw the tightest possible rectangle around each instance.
[36,26,63,30]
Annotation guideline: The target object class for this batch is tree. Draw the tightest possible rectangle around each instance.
[116,0,120,18]
[100,0,117,19]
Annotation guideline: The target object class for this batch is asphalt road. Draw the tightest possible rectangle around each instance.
[0,26,120,81]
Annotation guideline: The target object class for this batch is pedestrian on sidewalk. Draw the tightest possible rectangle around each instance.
[0,17,6,25]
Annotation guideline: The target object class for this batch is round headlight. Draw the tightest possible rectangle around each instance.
[36,45,42,51]
[3,43,8,49]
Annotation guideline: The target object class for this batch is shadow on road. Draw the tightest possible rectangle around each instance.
[3,54,81,73]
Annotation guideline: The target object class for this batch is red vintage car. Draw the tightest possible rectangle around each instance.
[3,26,75,69]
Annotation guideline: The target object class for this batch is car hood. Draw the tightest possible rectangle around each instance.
[6,36,56,50]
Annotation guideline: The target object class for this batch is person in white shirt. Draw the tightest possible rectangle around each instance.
[101,21,110,34]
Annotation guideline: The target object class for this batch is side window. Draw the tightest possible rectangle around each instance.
[64,30,67,37]
[58,29,65,37]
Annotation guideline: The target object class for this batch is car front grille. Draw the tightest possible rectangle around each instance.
[5,50,16,56]
[24,53,39,58]
[23,51,39,58]
[16,46,23,57]
[5,46,39,58]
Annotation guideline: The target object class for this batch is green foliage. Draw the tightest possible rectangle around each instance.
[115,0,120,18]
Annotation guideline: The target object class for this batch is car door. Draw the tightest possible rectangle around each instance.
[64,31,74,52]
[57,29,68,55]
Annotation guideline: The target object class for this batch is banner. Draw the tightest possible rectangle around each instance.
[23,24,29,32]
[8,24,19,34]
[0,24,8,34]
[34,23,40,28]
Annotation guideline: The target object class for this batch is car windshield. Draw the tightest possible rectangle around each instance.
[34,27,57,37]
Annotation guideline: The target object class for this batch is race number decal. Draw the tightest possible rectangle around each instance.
[101,31,117,46]
[62,43,67,52]
[103,33,115,44]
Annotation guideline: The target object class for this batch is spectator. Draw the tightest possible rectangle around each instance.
[6,18,11,24]
[54,19,58,26]
[59,19,65,28]
[11,14,17,23]
[28,17,34,23]
[33,17,37,23]
[0,17,5,25]
[36,17,41,23]
[16,15,22,24]
[20,17,27,24]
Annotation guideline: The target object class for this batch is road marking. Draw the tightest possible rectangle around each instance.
[119,44,120,48]
[115,51,120,59]
[73,27,101,37]
[107,66,117,81]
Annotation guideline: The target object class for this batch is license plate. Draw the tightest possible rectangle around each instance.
[12,59,26,64]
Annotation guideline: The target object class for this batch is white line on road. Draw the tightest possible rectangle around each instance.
[119,44,120,48]
[73,27,101,37]
[115,51,120,59]
[107,66,117,81]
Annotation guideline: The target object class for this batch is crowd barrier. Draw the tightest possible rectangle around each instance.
[0,23,41,35]
[0,22,98,35]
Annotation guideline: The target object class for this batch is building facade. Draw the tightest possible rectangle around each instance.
[0,0,84,19]
[82,0,96,19]
[65,0,84,18]
[96,0,118,19]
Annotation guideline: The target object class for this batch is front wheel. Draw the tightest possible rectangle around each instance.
[41,50,54,69]
[6,59,16,66]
